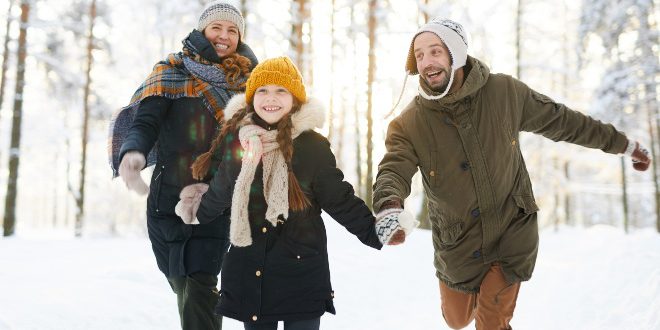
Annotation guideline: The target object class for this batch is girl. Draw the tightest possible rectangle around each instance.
[109,2,257,329]
[177,56,413,330]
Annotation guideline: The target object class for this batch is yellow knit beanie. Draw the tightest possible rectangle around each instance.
[245,56,307,104]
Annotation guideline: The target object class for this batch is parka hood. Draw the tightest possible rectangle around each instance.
[418,55,490,107]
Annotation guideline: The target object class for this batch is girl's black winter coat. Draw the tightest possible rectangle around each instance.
[196,103,383,323]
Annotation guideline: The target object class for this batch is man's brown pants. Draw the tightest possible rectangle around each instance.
[440,263,520,330]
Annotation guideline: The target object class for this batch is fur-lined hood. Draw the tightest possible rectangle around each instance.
[223,93,325,133]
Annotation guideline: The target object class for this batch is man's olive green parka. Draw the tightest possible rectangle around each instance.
[373,56,627,292]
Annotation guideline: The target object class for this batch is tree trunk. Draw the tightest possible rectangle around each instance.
[240,0,248,32]
[621,157,629,233]
[415,5,431,229]
[75,0,96,237]
[0,0,14,113]
[327,0,336,143]
[365,0,377,209]
[564,162,571,225]
[290,0,306,71]
[515,0,523,79]
[354,92,362,198]
[422,0,429,23]
[2,1,29,237]
[638,4,660,233]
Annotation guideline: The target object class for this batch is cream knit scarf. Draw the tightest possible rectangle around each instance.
[223,94,325,247]
[230,123,291,246]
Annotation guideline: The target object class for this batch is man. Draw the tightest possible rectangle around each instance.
[372,18,651,329]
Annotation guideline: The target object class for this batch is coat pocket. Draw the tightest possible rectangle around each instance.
[431,214,463,249]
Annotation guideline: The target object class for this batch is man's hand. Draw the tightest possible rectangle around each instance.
[375,207,420,246]
[118,151,148,195]
[174,183,209,225]
[624,140,651,171]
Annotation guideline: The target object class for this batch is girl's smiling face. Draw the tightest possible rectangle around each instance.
[252,85,294,124]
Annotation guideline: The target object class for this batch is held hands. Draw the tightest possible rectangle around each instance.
[118,151,149,195]
[375,208,420,246]
[174,183,209,225]
[624,140,652,171]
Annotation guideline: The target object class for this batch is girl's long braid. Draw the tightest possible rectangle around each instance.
[276,107,310,211]
[192,105,250,180]
[190,51,252,179]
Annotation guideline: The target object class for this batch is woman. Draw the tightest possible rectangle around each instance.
[178,57,416,330]
[108,2,257,329]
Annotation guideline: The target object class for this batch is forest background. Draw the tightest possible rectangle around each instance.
[0,0,658,238]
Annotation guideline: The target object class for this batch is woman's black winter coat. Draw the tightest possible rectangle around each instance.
[118,39,257,278]
[120,96,230,277]
[196,114,383,323]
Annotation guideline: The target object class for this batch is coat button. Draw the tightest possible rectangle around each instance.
[444,117,453,126]
[460,161,470,171]
[429,170,435,177]
[473,250,481,258]
[471,208,480,218]
[256,270,262,277]
[262,227,267,233]
[252,315,258,321]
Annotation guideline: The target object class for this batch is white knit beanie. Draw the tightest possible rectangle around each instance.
[404,18,468,100]
[197,1,245,38]
[405,18,468,75]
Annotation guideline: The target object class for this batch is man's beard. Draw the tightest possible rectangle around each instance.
[423,66,451,93]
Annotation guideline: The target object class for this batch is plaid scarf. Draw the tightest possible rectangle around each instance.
[108,32,247,177]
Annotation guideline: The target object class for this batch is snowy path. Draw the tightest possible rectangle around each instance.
[0,221,658,330]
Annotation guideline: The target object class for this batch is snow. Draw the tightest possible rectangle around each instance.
[1,219,659,330]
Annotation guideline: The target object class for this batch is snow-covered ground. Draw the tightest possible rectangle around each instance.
[0,219,659,330]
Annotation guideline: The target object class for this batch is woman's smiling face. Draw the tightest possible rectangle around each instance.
[203,20,239,58]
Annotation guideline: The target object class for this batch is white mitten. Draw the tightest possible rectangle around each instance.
[118,151,149,195]
[375,208,418,245]
[396,209,420,235]
[175,183,209,225]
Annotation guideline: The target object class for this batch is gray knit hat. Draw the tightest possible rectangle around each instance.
[197,1,245,38]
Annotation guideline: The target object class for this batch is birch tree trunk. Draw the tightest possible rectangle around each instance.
[3,1,29,237]
[327,0,336,144]
[638,4,660,233]
[290,0,306,71]
[0,0,14,113]
[75,0,96,237]
[621,157,629,233]
[365,0,376,208]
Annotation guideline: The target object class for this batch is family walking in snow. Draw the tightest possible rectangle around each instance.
[109,1,651,330]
